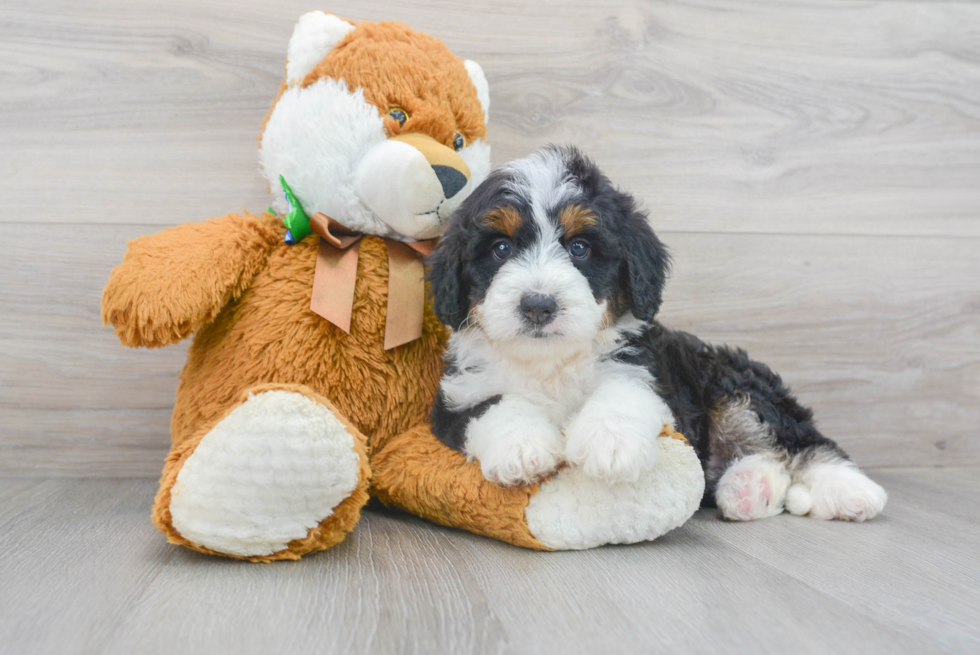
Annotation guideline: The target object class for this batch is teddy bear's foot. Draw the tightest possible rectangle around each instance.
[154,386,370,561]
[524,435,705,549]
[373,425,704,551]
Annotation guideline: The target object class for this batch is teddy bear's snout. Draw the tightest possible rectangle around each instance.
[387,132,471,199]
[352,132,474,239]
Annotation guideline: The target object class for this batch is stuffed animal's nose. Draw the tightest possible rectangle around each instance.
[388,132,471,199]
[520,293,558,326]
[432,165,468,199]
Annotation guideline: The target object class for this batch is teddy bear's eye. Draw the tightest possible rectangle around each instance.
[453,133,465,151]
[388,108,408,126]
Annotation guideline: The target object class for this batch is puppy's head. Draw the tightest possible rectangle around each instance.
[428,145,670,357]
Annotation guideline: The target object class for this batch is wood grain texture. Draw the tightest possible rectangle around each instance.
[2,0,980,236]
[1,0,978,474]
[0,472,977,654]
[2,224,976,473]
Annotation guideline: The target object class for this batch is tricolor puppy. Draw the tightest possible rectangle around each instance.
[427,146,888,522]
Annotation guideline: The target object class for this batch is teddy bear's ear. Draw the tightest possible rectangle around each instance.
[286,11,355,85]
[464,60,490,123]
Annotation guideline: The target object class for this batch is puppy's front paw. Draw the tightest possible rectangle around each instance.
[477,437,561,486]
[566,411,660,484]
[464,396,564,486]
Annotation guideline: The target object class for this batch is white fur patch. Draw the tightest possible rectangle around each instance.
[526,437,704,550]
[442,316,651,431]
[464,395,564,485]
[464,60,490,122]
[785,483,813,516]
[168,390,361,557]
[286,12,355,85]
[799,461,888,522]
[502,148,578,232]
[565,371,672,484]
[715,454,791,521]
[260,78,391,237]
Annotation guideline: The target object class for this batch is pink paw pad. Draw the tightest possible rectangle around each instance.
[759,476,772,503]
[718,459,789,521]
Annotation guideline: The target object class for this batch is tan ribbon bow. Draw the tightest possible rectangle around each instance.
[308,213,435,350]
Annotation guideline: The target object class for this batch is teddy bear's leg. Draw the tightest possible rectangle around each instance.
[372,425,551,550]
[372,425,705,551]
[153,384,370,562]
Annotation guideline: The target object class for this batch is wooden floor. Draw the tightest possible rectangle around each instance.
[1,469,977,654]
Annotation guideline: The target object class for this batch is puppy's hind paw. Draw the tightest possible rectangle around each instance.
[716,455,791,521]
[804,462,887,522]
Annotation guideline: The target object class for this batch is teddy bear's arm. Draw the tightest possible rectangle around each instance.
[101,212,281,348]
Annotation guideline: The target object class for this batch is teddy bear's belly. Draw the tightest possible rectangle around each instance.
[169,235,448,453]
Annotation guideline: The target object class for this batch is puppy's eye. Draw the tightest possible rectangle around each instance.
[453,133,465,151]
[491,240,512,261]
[388,108,408,126]
[568,240,591,259]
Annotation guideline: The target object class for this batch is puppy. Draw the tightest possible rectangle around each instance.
[427,145,887,522]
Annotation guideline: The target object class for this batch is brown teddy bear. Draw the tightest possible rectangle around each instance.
[102,12,704,562]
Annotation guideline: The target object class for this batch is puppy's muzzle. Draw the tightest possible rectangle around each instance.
[520,293,558,327]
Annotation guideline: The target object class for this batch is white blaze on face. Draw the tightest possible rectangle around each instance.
[476,150,607,354]
[478,238,606,349]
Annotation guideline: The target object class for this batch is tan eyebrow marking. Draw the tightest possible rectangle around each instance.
[482,206,523,236]
[558,204,597,238]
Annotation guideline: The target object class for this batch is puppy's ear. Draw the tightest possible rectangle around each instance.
[426,228,470,330]
[620,204,671,322]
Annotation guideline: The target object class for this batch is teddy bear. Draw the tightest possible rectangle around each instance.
[101,12,705,561]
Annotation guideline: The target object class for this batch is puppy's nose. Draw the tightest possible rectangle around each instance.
[520,293,558,326]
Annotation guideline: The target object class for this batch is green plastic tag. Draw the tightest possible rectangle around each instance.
[279,175,311,244]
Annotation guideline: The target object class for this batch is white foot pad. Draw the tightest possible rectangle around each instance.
[525,437,704,550]
[716,454,791,521]
[169,390,360,557]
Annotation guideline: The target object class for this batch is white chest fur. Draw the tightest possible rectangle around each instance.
[441,325,625,429]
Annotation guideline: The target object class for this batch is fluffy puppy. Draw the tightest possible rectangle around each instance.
[427,146,888,522]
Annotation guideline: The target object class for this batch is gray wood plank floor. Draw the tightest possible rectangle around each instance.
[2,0,979,476]
[1,469,977,655]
